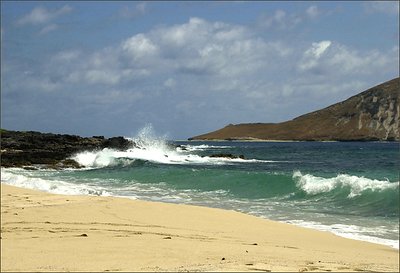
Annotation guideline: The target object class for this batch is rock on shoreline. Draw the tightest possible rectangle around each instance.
[0,130,135,169]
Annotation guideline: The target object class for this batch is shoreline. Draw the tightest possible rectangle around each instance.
[2,164,399,250]
[1,183,399,272]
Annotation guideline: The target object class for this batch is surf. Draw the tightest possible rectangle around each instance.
[72,125,266,168]
[1,126,398,250]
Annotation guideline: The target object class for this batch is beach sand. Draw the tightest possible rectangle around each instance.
[1,183,398,272]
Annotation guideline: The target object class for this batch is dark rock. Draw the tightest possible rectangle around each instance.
[175,144,188,151]
[209,153,245,159]
[102,136,133,150]
[0,130,136,168]
[60,159,82,168]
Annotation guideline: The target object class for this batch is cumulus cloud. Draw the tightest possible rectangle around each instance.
[12,17,398,98]
[4,16,398,137]
[298,41,398,77]
[298,40,332,71]
[144,17,289,80]
[122,34,159,61]
[48,17,291,90]
[16,5,72,26]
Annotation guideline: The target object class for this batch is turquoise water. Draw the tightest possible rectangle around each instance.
[1,127,399,248]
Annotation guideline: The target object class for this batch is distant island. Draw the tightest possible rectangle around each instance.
[189,77,399,142]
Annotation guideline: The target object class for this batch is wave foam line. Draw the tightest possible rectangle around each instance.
[287,220,399,249]
[178,144,232,152]
[1,168,110,196]
[293,171,399,198]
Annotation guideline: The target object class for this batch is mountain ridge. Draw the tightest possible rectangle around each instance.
[189,77,400,141]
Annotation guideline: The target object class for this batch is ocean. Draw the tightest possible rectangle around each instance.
[1,126,399,249]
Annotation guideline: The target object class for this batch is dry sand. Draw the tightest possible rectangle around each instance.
[1,183,398,272]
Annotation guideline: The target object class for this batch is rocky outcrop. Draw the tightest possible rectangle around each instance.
[0,130,135,168]
[189,77,399,141]
[207,153,245,159]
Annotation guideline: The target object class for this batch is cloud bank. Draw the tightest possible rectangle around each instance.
[3,13,399,138]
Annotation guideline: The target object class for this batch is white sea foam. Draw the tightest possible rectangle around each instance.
[72,125,260,167]
[1,168,110,196]
[286,220,399,249]
[293,171,399,198]
[179,144,231,152]
[72,146,245,167]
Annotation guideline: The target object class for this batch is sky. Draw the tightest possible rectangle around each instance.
[1,1,399,139]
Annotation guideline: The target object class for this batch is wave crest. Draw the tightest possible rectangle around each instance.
[293,171,399,198]
[72,125,254,168]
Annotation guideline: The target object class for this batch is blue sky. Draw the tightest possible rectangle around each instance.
[1,1,399,139]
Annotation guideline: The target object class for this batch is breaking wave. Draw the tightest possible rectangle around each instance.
[72,125,264,168]
[293,171,399,198]
[1,168,110,196]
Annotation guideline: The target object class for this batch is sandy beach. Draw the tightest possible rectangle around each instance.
[1,183,398,272]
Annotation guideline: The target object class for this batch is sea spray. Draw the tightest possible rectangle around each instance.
[72,125,257,167]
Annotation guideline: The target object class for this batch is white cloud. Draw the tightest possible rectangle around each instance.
[306,5,320,18]
[258,9,307,29]
[298,41,398,77]
[34,17,396,97]
[326,45,395,74]
[298,40,332,71]
[11,74,60,92]
[52,50,81,62]
[16,5,72,26]
[156,17,213,48]
[268,9,287,26]
[120,2,147,19]
[164,78,176,88]
[258,5,327,30]
[258,10,296,29]
[122,34,159,61]
[39,23,58,35]
[85,70,121,85]
[364,1,399,15]
[308,40,332,58]
[89,89,143,105]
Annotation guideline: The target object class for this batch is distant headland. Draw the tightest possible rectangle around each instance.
[189,77,399,142]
